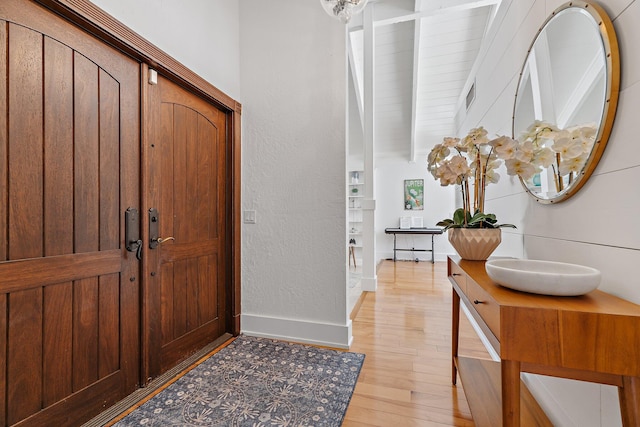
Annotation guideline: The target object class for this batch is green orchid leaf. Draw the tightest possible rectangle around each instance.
[452,208,467,225]
[436,209,517,230]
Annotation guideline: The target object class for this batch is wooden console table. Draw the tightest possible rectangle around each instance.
[449,256,640,426]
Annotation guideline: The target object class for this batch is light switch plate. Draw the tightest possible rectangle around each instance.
[244,210,256,224]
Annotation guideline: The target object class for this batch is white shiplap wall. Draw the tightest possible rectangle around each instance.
[459,1,640,425]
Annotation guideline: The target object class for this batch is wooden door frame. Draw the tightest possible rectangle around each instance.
[31,0,242,362]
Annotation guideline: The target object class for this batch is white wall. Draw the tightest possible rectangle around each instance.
[374,157,451,261]
[89,0,241,100]
[239,1,352,348]
[457,1,640,425]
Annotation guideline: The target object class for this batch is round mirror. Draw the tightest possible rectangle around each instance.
[512,1,619,204]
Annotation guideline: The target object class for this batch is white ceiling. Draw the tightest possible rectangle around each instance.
[347,0,500,161]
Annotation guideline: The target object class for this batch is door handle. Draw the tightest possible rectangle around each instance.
[148,208,175,248]
[149,208,159,249]
[125,208,142,260]
[150,235,174,247]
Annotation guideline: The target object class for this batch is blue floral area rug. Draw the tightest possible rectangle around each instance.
[114,335,365,427]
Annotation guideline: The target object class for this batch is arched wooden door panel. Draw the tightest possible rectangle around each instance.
[0,1,140,425]
[143,74,229,380]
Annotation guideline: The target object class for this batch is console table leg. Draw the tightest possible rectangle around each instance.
[431,235,435,263]
[619,376,640,427]
[502,360,521,426]
[452,290,460,385]
[393,234,397,262]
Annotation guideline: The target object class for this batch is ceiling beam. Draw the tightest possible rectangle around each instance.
[376,0,501,26]
[409,0,426,163]
[350,0,501,30]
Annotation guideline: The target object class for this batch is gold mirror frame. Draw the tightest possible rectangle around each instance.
[512,1,620,204]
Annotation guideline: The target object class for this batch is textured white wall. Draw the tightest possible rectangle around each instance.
[239,1,351,347]
[89,0,241,100]
[458,0,640,425]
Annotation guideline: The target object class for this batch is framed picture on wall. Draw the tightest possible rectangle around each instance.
[404,179,424,210]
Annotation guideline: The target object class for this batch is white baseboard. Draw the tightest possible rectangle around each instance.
[361,275,377,291]
[521,374,574,427]
[241,314,353,349]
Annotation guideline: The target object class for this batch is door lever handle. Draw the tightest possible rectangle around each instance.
[148,208,173,249]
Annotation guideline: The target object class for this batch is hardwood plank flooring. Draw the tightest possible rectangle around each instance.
[344,260,490,427]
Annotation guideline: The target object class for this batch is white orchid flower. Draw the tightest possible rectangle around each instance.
[552,137,583,159]
[447,156,471,177]
[436,163,459,186]
[559,153,589,176]
[427,143,450,166]
[515,140,535,162]
[505,158,537,180]
[533,147,555,168]
[463,126,489,147]
[490,136,517,159]
[485,167,501,184]
[442,137,460,147]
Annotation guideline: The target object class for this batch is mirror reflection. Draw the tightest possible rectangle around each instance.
[512,2,619,203]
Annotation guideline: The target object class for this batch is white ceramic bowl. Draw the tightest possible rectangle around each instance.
[485,259,601,296]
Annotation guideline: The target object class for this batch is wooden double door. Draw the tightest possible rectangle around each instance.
[143,72,230,379]
[0,1,233,425]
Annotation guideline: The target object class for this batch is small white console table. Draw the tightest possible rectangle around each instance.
[384,227,443,263]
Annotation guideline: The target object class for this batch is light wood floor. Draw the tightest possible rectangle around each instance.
[343,260,491,426]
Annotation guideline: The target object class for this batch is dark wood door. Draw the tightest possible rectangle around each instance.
[143,73,229,379]
[0,1,140,426]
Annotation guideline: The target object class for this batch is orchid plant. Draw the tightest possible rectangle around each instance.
[427,127,515,230]
[495,120,597,192]
[428,121,597,230]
